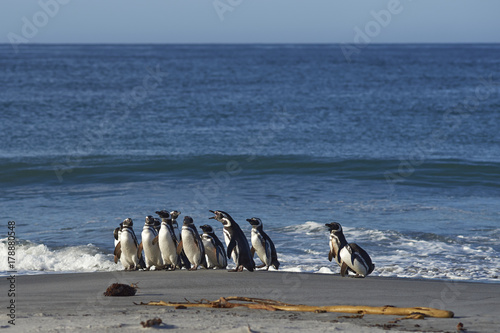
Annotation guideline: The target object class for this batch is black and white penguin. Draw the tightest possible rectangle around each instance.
[114,218,144,270]
[209,210,255,272]
[170,210,181,241]
[156,210,182,270]
[325,222,374,278]
[141,215,163,270]
[177,216,207,270]
[200,224,227,269]
[246,217,280,270]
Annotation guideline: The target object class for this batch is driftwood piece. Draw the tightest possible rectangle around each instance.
[135,296,454,318]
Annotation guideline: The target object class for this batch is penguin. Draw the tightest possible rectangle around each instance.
[170,210,181,241]
[177,216,207,270]
[246,217,280,270]
[199,224,227,269]
[160,210,191,270]
[209,210,255,272]
[114,218,144,270]
[141,215,163,270]
[325,222,375,278]
[156,210,182,270]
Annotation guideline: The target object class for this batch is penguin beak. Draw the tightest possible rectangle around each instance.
[209,210,216,219]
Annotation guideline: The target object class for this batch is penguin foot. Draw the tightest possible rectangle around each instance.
[256,264,266,269]
[188,266,198,271]
[237,265,244,272]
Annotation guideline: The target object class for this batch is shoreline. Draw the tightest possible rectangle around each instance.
[3,268,500,284]
[8,270,500,332]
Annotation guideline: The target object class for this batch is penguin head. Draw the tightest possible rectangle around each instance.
[145,215,156,225]
[155,210,170,219]
[113,226,121,240]
[183,216,194,226]
[209,210,232,227]
[325,222,342,234]
[246,217,262,228]
[170,210,181,219]
[199,224,214,234]
[153,218,161,227]
[122,218,133,227]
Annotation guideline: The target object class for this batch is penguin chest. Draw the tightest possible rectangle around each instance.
[201,236,218,268]
[142,229,162,267]
[251,230,270,266]
[223,229,231,247]
[158,226,177,265]
[181,229,202,264]
[120,231,139,266]
[223,228,239,264]
[329,237,342,266]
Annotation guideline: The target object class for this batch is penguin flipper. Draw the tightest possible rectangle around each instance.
[226,238,236,258]
[180,250,191,270]
[272,259,280,270]
[250,246,255,257]
[265,242,272,265]
[245,258,255,272]
[114,242,121,263]
[152,235,159,246]
[340,262,349,277]
[201,253,208,269]
[328,249,334,262]
[176,240,183,255]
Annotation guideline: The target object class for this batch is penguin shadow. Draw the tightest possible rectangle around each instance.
[147,323,176,330]
[136,293,165,297]
[121,322,176,330]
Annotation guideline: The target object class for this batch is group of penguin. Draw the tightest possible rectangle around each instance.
[113,210,279,273]
[113,210,375,278]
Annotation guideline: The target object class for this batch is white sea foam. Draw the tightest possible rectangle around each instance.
[274,222,500,283]
[0,239,116,276]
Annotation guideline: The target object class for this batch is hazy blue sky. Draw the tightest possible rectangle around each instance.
[1,0,499,44]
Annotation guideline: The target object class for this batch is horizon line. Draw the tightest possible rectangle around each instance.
[1,42,499,46]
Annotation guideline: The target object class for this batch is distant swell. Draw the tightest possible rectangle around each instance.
[1,155,499,189]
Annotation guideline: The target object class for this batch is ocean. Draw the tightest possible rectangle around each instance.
[0,44,499,282]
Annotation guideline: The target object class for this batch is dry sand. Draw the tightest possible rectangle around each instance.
[6,270,499,332]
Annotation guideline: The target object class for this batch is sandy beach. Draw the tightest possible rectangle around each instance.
[6,270,499,332]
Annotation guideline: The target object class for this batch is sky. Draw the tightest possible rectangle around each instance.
[1,0,500,44]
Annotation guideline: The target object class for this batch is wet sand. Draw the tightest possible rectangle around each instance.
[9,270,500,332]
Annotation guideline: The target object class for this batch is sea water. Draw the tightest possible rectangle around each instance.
[0,44,499,282]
